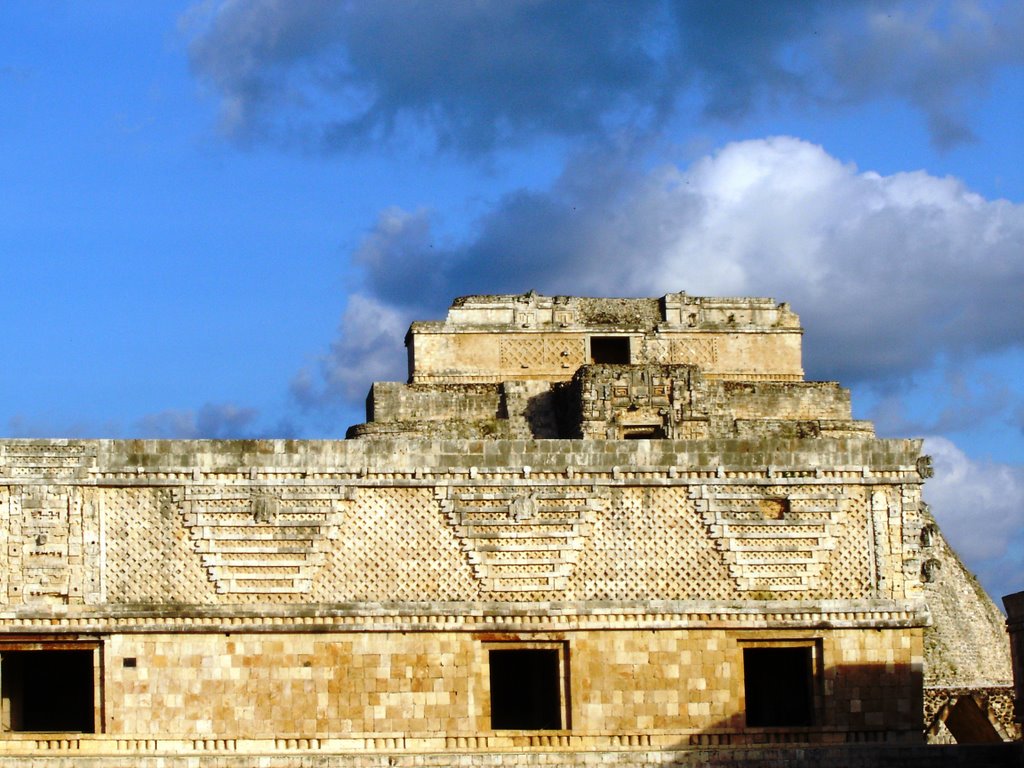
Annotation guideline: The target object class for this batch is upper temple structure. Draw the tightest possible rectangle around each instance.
[349,292,866,442]
[0,292,1016,767]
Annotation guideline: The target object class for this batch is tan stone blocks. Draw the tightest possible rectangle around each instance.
[98,626,922,742]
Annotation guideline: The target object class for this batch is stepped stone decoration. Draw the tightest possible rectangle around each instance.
[695,485,845,593]
[439,485,604,592]
[178,485,351,595]
[0,291,1015,764]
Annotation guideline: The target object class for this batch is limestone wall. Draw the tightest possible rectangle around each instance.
[98,627,919,741]
[921,519,1013,688]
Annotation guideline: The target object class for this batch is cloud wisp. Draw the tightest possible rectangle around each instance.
[135,402,262,439]
[183,0,1024,153]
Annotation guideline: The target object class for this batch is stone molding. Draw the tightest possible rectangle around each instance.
[0,599,928,633]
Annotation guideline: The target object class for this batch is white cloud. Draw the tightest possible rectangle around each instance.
[636,138,1024,381]
[291,294,411,406]
[923,436,1024,598]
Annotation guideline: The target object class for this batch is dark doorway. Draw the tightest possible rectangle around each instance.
[1,650,94,732]
[743,646,814,727]
[589,336,630,364]
[489,648,562,730]
[622,426,667,439]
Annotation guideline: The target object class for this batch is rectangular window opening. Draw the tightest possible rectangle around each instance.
[743,646,815,728]
[488,647,564,730]
[621,425,667,439]
[589,336,630,364]
[1,649,95,733]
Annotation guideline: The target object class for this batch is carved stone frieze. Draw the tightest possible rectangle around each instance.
[179,485,353,595]
[498,336,586,372]
[439,484,604,593]
[1,485,94,605]
[695,485,847,594]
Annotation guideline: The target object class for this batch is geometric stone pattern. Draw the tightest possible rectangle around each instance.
[0,441,92,480]
[440,484,602,593]
[0,484,98,606]
[671,336,718,367]
[103,487,214,605]
[181,485,351,595]
[499,336,585,371]
[817,488,875,600]
[0,478,902,608]
[576,487,738,602]
[312,487,477,603]
[0,474,911,609]
[695,484,847,594]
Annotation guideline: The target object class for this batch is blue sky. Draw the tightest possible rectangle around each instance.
[1,1,1022,602]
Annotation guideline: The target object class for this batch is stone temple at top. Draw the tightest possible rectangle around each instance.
[351,291,861,442]
[0,291,1016,766]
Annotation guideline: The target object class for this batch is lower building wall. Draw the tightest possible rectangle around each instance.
[77,627,923,743]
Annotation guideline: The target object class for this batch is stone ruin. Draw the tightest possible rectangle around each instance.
[0,291,1016,766]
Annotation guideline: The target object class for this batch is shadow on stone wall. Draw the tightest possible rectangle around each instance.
[654,660,1022,767]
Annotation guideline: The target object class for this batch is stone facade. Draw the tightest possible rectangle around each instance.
[921,517,1017,743]
[0,292,1015,764]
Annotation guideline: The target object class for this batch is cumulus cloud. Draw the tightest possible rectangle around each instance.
[135,402,261,439]
[183,0,1023,152]
[923,436,1024,598]
[311,137,1023,400]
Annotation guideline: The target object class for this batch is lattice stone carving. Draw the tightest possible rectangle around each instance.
[696,485,846,593]
[0,443,91,480]
[103,487,214,604]
[313,487,477,602]
[817,489,874,599]
[670,336,718,367]
[440,485,602,592]
[499,337,585,371]
[576,487,737,601]
[181,486,351,595]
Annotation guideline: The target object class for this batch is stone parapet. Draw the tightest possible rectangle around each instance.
[0,436,924,477]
